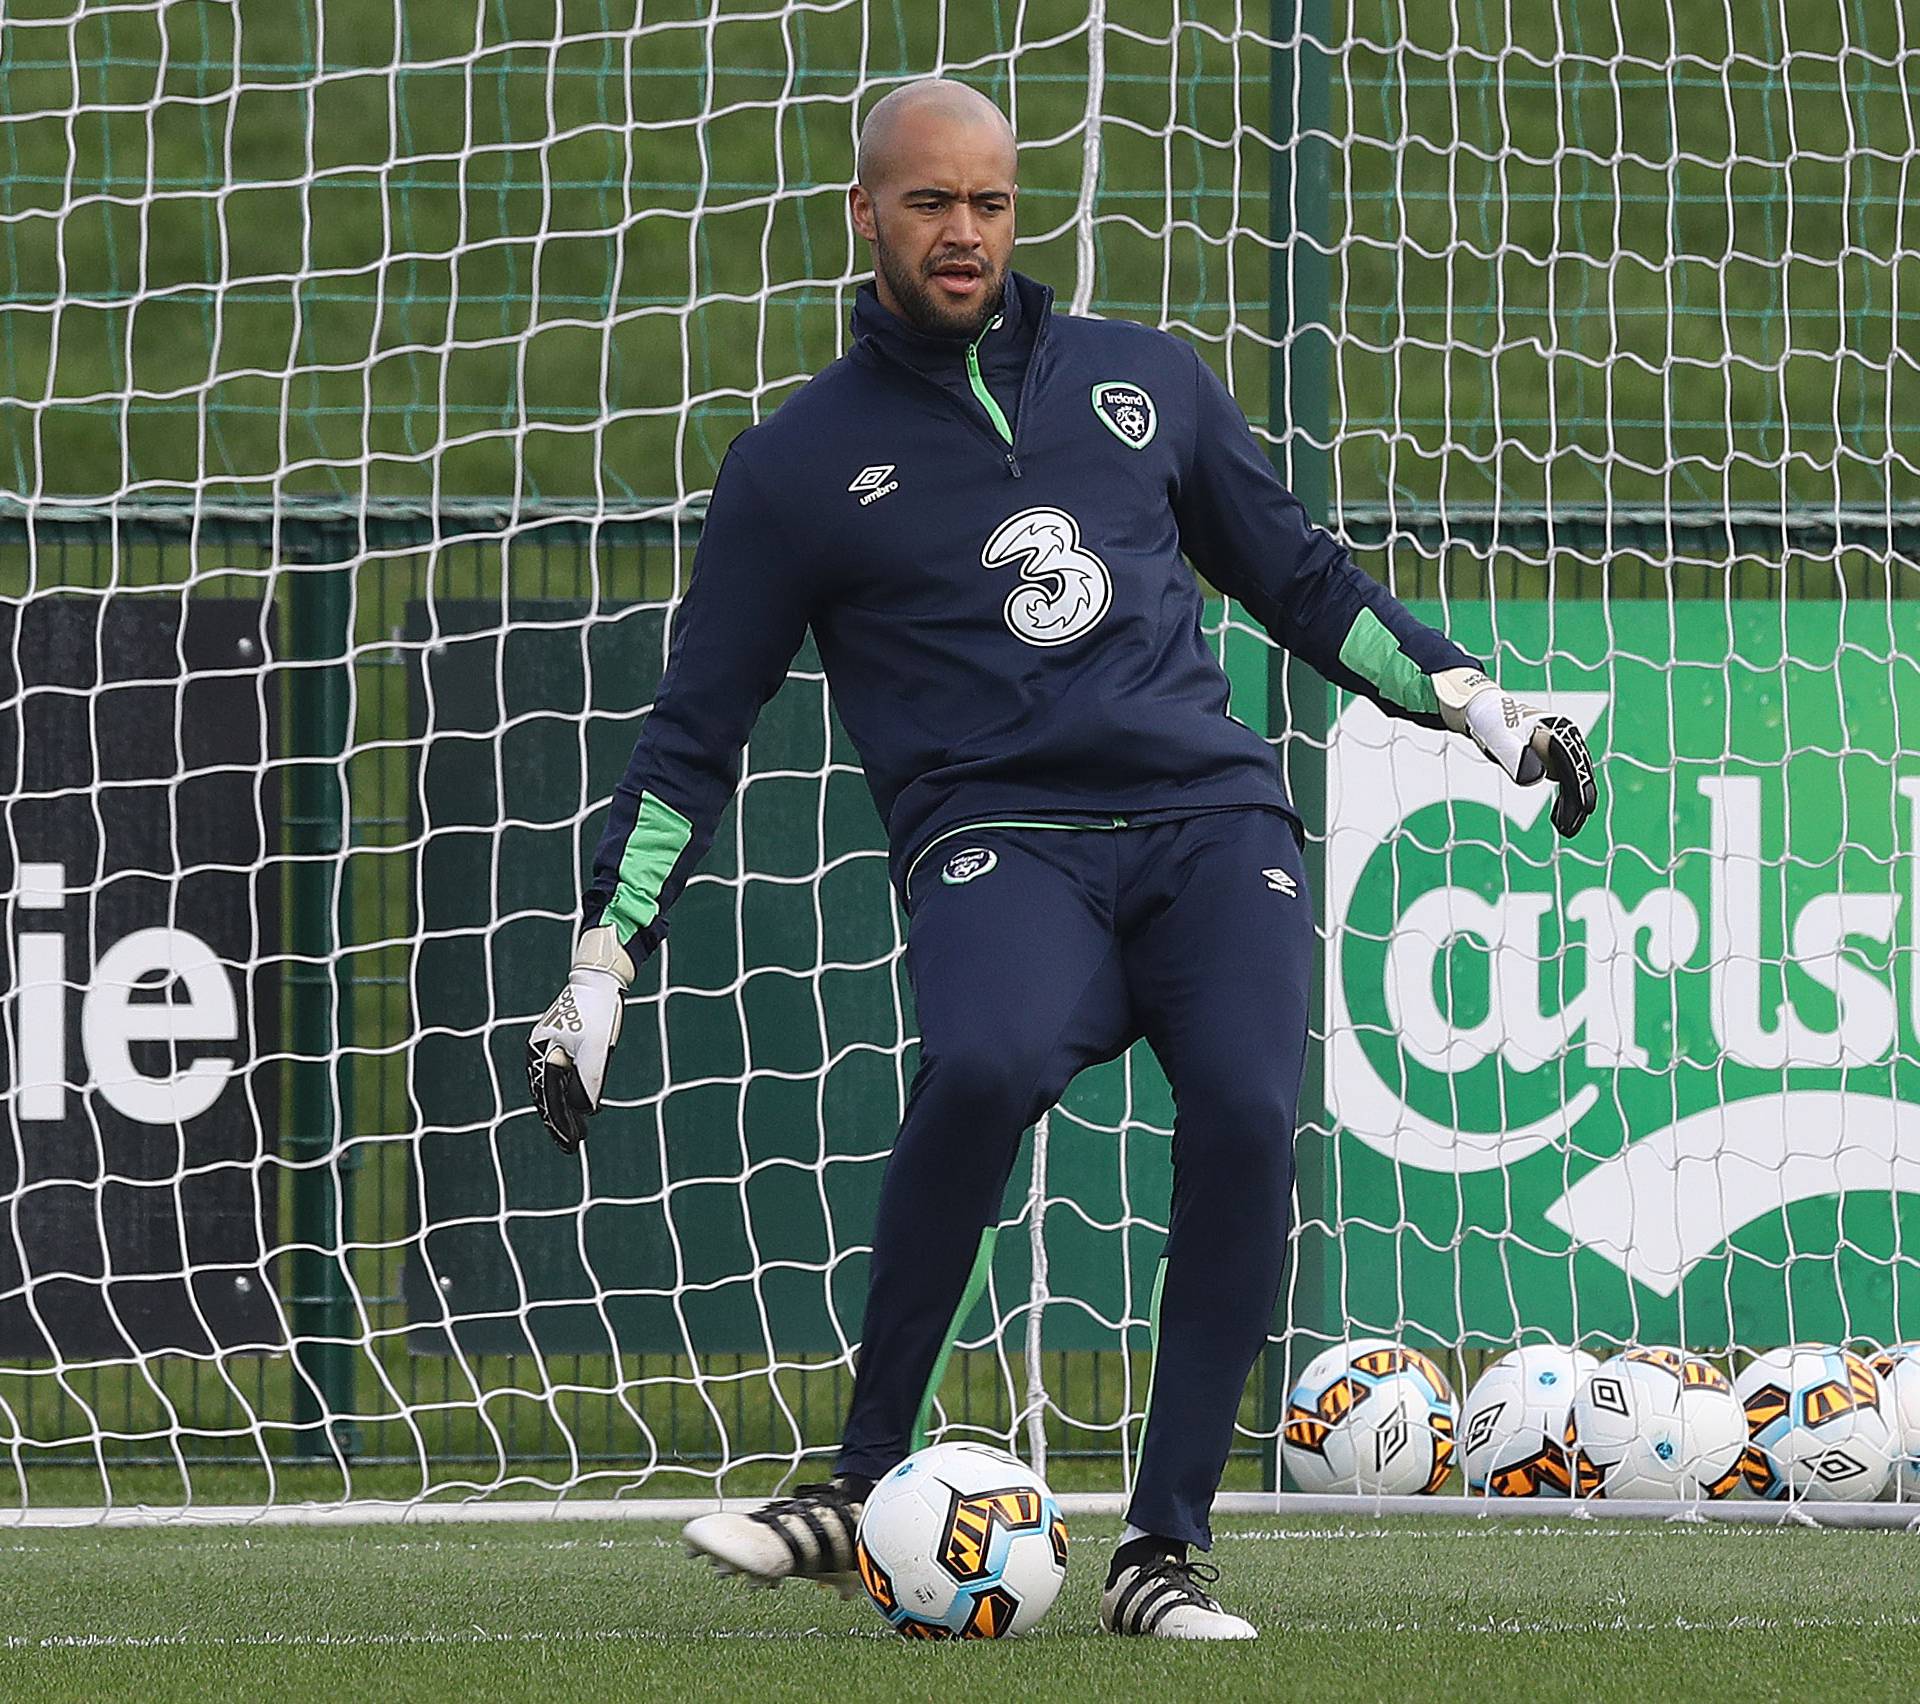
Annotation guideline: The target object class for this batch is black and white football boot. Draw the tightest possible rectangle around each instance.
[1100,1552,1258,1640]
[682,1478,866,1598]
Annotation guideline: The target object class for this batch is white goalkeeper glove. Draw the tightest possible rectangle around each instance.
[1432,667,1598,838]
[526,925,635,1153]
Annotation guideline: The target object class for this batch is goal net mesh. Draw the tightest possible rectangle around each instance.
[0,0,1912,1509]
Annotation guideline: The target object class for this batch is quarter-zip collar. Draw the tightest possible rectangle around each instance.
[850,270,1050,452]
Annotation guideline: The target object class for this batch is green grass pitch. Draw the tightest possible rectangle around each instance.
[8,1514,1918,1702]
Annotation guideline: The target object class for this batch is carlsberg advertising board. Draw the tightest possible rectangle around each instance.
[1324,601,1920,1351]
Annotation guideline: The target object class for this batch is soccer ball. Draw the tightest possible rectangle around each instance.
[1460,1345,1601,1496]
[1733,1345,1894,1501]
[1283,1338,1458,1495]
[1565,1347,1745,1499]
[853,1441,1067,1639]
[1869,1343,1920,1499]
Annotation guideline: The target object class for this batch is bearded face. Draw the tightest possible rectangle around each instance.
[850,95,1018,341]
[869,221,1008,340]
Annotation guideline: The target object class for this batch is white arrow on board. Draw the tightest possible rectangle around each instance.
[1543,1091,1920,1296]
[1324,689,1611,1173]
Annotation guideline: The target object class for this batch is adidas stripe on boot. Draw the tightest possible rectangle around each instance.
[682,1478,866,1597]
[1100,1554,1258,1640]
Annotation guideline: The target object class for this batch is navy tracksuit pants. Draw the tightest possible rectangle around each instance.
[834,807,1312,1548]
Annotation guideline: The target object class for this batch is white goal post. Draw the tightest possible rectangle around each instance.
[2,0,1917,1525]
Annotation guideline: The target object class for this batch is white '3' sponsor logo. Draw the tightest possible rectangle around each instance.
[980,505,1114,647]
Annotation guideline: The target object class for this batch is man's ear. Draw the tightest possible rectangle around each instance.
[848,183,877,243]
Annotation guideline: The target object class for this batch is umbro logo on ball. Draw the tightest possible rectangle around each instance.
[1588,1376,1629,1417]
[1464,1402,1504,1455]
[1374,1414,1409,1469]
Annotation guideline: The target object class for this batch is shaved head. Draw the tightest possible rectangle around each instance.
[856,79,1016,189]
[849,80,1019,337]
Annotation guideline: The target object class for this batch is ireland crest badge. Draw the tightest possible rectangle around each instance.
[942,847,998,885]
[1091,381,1157,449]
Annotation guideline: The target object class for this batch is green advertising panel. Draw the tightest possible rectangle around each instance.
[1323,600,1920,1353]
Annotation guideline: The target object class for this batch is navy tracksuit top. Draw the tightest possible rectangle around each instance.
[585,271,1477,951]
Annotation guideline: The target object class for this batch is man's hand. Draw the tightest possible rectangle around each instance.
[1432,668,1598,838]
[527,925,636,1153]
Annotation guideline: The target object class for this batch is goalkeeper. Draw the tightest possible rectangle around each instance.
[528,79,1595,1640]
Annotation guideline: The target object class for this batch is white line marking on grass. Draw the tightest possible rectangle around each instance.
[1218,1523,1852,1543]
[1278,1611,1920,1637]
[12,1611,1920,1651]
[5,1626,894,1653]
[7,1521,1882,1562]
[12,1492,1920,1531]
[0,1533,684,1559]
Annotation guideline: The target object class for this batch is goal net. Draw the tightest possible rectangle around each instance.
[1,0,1913,1515]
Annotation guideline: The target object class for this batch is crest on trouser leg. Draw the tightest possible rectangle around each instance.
[942,847,998,885]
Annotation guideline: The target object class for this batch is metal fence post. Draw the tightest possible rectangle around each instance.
[1263,0,1334,1491]
[284,532,360,1458]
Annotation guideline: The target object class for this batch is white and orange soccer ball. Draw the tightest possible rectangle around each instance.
[1732,1345,1894,1501]
[1282,1337,1459,1495]
[1870,1342,1920,1499]
[853,1441,1067,1640]
[1565,1347,1745,1499]
[1460,1345,1600,1496]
